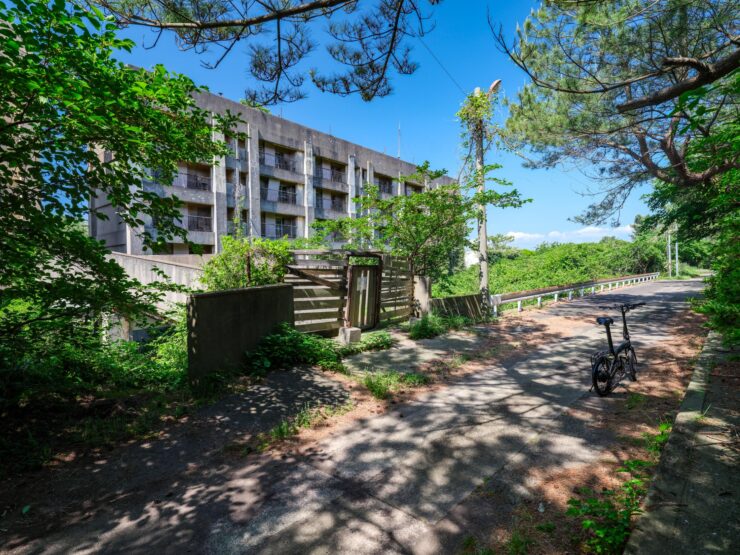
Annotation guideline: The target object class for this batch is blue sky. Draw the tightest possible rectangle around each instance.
[116,0,650,248]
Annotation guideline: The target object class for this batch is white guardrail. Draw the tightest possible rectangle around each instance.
[490,272,661,316]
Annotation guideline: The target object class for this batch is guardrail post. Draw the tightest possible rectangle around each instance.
[580,288,585,297]
[537,296,542,308]
[608,283,612,290]
[517,300,522,312]
[492,294,501,318]
[592,286,596,294]
[554,293,559,302]
[568,290,573,300]
[600,284,604,292]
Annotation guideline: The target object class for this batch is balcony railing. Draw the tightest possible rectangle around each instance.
[259,151,297,172]
[261,187,298,205]
[315,199,346,213]
[173,173,211,192]
[261,223,297,239]
[314,167,346,183]
[186,214,212,232]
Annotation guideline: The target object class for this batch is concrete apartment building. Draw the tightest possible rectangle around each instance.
[90,90,455,254]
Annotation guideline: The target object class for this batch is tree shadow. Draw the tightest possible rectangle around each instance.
[0,280,705,554]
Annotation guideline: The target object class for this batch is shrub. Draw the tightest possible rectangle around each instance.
[338,331,394,356]
[246,323,345,374]
[408,313,447,339]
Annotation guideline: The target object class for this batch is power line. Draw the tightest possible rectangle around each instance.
[417,36,466,95]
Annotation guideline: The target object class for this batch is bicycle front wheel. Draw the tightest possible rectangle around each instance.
[592,356,614,396]
[626,347,638,382]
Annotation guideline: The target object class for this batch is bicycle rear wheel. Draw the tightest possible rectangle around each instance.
[592,356,614,396]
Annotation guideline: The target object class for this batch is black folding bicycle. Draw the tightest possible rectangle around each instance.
[591,302,646,396]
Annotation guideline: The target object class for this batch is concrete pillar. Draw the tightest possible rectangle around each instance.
[347,154,357,217]
[413,276,431,317]
[303,139,314,238]
[211,119,227,253]
[247,122,261,237]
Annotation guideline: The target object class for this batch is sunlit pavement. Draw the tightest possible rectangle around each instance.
[4,279,705,554]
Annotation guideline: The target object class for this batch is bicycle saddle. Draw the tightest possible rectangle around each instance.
[596,317,614,326]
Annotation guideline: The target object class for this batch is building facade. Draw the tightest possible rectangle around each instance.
[90,90,455,255]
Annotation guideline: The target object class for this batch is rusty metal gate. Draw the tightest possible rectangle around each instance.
[347,264,380,330]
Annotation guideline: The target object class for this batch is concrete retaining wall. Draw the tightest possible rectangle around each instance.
[109,252,204,307]
[187,284,294,383]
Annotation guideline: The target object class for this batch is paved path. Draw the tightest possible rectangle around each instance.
[2,280,704,554]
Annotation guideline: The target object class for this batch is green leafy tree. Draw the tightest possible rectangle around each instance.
[200,236,295,291]
[313,163,527,281]
[0,0,238,384]
[495,0,738,224]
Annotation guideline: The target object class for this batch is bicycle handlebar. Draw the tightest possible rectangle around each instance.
[598,302,646,311]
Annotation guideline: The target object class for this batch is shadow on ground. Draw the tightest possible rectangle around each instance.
[0,280,706,554]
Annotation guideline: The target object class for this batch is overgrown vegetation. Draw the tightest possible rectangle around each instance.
[567,422,674,554]
[435,234,679,298]
[406,313,473,340]
[245,325,396,375]
[362,370,430,400]
[246,323,346,374]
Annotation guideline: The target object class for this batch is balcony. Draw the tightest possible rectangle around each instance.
[315,199,346,219]
[173,173,211,192]
[261,187,298,204]
[313,167,348,192]
[259,151,297,173]
[185,214,212,232]
[261,223,297,240]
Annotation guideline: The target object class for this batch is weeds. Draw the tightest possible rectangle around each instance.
[567,419,674,554]
[406,313,474,340]
[507,529,533,554]
[338,331,394,356]
[362,370,430,399]
[256,399,355,451]
[626,393,647,410]
[642,420,672,457]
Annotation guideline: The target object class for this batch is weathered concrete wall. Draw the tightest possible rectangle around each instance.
[187,284,294,383]
[109,252,204,307]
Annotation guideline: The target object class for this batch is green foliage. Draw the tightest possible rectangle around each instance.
[313,162,527,280]
[337,331,394,356]
[200,236,294,291]
[642,421,672,458]
[246,323,346,374]
[362,371,430,400]
[436,239,662,298]
[406,313,474,340]
[501,1,736,224]
[0,0,238,394]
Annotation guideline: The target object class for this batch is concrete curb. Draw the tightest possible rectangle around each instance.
[624,331,720,554]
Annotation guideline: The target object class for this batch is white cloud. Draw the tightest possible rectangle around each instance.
[505,225,634,248]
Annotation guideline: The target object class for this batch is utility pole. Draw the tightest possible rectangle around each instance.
[675,238,679,277]
[667,231,672,278]
[472,80,501,313]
